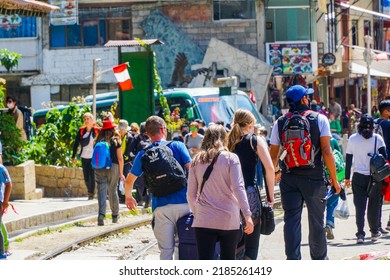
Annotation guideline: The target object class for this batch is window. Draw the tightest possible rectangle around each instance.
[265,7,310,42]
[213,0,256,20]
[364,20,371,36]
[49,7,131,48]
[0,16,36,38]
[351,20,358,45]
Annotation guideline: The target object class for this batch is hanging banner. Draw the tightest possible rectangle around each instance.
[49,0,78,26]
[0,14,22,29]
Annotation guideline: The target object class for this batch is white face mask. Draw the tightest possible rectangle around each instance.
[7,103,14,110]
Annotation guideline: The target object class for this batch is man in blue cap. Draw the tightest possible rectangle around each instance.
[269,84,340,260]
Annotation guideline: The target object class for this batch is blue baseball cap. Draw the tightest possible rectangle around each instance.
[286,85,313,104]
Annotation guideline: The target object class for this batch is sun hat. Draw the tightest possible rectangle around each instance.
[101,120,116,130]
[286,85,313,104]
[118,119,128,130]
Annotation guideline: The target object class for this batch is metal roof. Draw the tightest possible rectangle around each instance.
[0,0,59,16]
[104,39,164,48]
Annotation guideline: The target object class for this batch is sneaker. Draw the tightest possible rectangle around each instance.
[5,250,12,257]
[97,215,104,226]
[325,226,334,240]
[0,253,7,260]
[371,232,382,242]
[356,234,364,244]
[379,227,389,234]
[112,215,119,223]
[88,193,94,200]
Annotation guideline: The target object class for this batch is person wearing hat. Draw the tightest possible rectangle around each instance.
[117,119,134,204]
[345,114,387,244]
[72,112,100,200]
[94,119,125,226]
[269,84,340,260]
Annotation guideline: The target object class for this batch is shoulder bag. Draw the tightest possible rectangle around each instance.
[369,136,390,182]
[260,165,275,235]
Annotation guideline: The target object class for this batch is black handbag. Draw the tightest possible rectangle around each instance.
[369,136,390,182]
[260,165,275,235]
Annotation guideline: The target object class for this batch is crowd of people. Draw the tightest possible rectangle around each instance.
[3,86,390,261]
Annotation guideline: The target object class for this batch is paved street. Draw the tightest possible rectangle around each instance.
[260,191,390,260]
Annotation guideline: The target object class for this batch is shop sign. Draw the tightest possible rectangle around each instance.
[49,0,78,26]
[266,42,317,76]
[0,15,22,29]
[322,53,336,66]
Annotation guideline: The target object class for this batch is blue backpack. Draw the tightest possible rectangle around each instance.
[92,141,112,169]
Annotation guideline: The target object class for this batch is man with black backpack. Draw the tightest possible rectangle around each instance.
[124,116,192,260]
[269,85,340,260]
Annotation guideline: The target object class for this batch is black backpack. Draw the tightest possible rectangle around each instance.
[141,141,187,197]
[18,106,32,140]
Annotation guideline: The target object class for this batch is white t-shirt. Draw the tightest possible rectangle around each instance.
[80,132,94,159]
[270,112,331,146]
[346,133,386,176]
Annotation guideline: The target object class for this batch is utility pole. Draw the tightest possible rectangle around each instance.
[364,36,372,116]
[92,58,101,120]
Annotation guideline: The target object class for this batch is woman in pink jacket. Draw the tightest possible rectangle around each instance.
[187,124,253,260]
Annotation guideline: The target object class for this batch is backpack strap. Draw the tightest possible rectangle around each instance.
[249,133,258,155]
[199,151,221,195]
[375,119,385,134]
[374,136,377,154]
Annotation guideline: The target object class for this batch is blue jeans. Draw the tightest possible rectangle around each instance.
[326,193,340,228]
[280,174,327,260]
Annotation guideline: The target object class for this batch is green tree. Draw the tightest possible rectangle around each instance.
[0,114,26,165]
[23,103,90,166]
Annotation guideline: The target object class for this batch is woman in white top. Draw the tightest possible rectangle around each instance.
[345,114,387,244]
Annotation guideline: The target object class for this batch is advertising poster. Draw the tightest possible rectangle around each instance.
[49,0,78,26]
[384,0,390,15]
[267,42,315,75]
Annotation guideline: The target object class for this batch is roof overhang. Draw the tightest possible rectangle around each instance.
[349,46,390,78]
[0,0,59,17]
[104,39,164,48]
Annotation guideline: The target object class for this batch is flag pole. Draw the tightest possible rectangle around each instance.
[92,58,101,120]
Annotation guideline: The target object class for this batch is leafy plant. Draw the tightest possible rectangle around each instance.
[23,103,90,167]
[0,48,21,72]
[0,114,26,165]
[0,78,5,108]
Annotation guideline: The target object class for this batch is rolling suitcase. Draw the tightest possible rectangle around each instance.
[177,213,220,260]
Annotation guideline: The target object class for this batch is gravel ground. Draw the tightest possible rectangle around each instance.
[10,213,159,260]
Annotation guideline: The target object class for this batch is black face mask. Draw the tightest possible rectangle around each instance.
[360,128,373,139]
[181,131,188,137]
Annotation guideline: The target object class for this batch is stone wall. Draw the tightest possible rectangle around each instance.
[35,165,88,198]
[7,160,41,200]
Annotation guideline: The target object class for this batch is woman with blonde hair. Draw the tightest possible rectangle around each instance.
[228,109,275,260]
[94,119,125,226]
[187,124,254,260]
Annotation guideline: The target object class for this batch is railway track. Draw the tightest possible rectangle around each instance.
[13,189,282,260]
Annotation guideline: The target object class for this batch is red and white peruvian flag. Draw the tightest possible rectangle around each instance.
[113,63,133,91]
